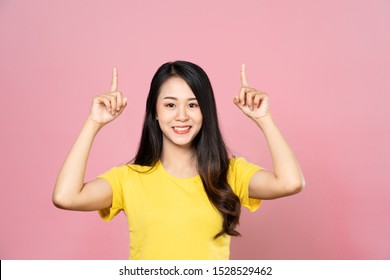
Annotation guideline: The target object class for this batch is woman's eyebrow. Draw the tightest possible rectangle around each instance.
[162,96,197,101]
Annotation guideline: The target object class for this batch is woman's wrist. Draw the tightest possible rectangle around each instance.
[254,114,273,129]
[84,117,105,134]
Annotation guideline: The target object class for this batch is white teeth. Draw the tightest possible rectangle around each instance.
[174,126,190,131]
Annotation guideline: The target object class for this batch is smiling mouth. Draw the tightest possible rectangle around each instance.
[173,126,192,134]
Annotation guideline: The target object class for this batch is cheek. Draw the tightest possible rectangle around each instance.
[156,105,171,120]
[155,103,162,118]
[189,111,202,123]
[195,111,203,124]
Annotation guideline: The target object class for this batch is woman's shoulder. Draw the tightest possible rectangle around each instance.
[102,162,155,175]
[122,162,155,173]
[228,156,263,174]
[228,156,249,167]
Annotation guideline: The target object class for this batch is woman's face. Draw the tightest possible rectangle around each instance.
[156,77,203,149]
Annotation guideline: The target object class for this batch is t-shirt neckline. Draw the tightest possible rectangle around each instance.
[157,160,201,183]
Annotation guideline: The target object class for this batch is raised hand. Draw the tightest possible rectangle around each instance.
[89,68,128,125]
[233,64,270,121]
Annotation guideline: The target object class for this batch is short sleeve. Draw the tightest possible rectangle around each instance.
[227,157,263,212]
[96,165,128,221]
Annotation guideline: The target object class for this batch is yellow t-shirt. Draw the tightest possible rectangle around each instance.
[97,157,262,260]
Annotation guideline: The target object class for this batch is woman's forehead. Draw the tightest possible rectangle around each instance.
[158,77,195,99]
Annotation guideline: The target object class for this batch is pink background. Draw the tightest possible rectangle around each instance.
[1,0,389,259]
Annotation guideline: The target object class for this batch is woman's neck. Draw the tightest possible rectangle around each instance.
[160,143,198,178]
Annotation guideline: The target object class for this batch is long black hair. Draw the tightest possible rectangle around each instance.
[133,61,241,238]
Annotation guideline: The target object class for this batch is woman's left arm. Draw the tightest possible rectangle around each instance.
[234,65,305,200]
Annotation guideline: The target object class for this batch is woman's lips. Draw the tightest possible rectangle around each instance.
[173,126,192,134]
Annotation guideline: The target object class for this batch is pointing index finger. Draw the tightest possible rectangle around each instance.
[111,67,118,92]
[241,64,249,87]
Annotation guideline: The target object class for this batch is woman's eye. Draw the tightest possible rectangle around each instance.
[188,103,199,108]
[166,103,176,108]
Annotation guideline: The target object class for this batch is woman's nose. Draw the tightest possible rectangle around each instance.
[175,106,189,121]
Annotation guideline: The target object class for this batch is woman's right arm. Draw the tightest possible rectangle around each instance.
[52,68,127,211]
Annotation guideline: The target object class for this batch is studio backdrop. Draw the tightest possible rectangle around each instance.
[0,0,389,259]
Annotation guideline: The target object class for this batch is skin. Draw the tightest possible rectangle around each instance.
[235,64,305,199]
[156,77,203,178]
[52,65,305,211]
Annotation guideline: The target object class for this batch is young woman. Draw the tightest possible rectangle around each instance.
[53,61,305,260]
